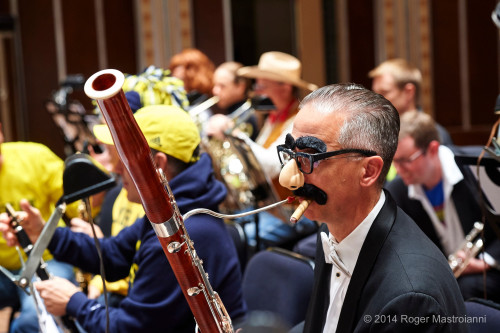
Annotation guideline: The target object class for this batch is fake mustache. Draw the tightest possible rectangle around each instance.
[293,183,328,205]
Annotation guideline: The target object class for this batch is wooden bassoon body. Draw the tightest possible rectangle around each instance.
[84,69,233,333]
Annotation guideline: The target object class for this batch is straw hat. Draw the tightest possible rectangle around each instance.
[237,51,318,91]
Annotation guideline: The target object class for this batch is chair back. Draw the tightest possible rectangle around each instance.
[242,247,315,328]
[225,221,249,272]
[465,298,500,332]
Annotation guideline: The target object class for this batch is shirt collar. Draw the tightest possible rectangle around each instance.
[438,145,463,185]
[324,191,386,274]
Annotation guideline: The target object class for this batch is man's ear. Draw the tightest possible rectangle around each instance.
[360,156,384,187]
[427,140,440,156]
[403,82,416,99]
[153,151,168,170]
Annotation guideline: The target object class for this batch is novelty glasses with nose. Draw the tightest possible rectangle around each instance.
[277,145,377,174]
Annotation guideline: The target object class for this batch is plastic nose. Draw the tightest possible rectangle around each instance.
[279,159,304,190]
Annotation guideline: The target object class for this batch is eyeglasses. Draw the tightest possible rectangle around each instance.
[393,149,425,166]
[277,145,378,174]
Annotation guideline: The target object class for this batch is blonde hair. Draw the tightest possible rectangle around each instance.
[368,58,422,105]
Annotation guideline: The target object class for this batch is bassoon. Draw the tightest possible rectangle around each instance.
[84,69,233,333]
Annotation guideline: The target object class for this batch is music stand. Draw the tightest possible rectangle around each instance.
[455,149,500,241]
[61,153,116,204]
[1,153,116,289]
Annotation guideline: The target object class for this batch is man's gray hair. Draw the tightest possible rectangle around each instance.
[299,83,400,186]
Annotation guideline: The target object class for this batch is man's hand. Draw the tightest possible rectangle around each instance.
[0,199,45,246]
[70,218,104,238]
[456,250,490,275]
[205,114,234,140]
[87,284,102,299]
[35,277,81,316]
[0,211,17,247]
[462,257,490,275]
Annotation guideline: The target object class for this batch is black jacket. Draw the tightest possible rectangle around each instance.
[385,152,500,261]
[303,191,467,333]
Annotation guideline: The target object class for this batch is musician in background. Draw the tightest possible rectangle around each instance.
[236,52,318,178]
[206,61,258,140]
[0,122,79,333]
[0,106,247,332]
[206,51,319,249]
[385,110,500,303]
[169,48,216,138]
[369,59,453,147]
[281,84,466,332]
[169,48,215,107]
[74,112,145,307]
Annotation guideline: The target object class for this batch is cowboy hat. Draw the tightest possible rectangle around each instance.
[237,51,318,91]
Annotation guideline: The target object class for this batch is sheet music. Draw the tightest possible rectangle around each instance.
[468,165,500,213]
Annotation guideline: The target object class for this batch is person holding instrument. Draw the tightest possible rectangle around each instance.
[0,105,246,333]
[0,122,79,333]
[277,84,466,332]
[206,61,258,141]
[385,110,500,303]
[206,51,319,249]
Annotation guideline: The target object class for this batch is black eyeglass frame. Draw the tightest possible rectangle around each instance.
[277,145,378,174]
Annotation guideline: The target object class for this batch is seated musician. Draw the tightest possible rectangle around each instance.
[0,121,79,333]
[169,48,215,134]
[385,110,500,303]
[207,61,259,140]
[205,51,319,249]
[71,90,145,307]
[0,105,247,333]
[279,84,466,332]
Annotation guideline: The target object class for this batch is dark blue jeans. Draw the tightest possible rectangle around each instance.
[0,269,20,309]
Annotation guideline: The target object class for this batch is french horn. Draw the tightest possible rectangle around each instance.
[198,100,291,222]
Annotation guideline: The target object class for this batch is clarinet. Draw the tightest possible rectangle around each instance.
[6,204,80,333]
[84,69,234,333]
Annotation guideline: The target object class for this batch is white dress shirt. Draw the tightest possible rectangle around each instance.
[322,191,386,333]
[407,145,465,256]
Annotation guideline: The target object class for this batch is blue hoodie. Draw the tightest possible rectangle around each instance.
[49,154,247,332]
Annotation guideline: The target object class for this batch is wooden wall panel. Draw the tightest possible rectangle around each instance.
[8,1,138,157]
[431,1,462,130]
[192,0,225,66]
[230,0,296,68]
[347,0,375,88]
[62,1,99,76]
[466,0,498,127]
[0,37,18,141]
[17,0,62,153]
[231,0,257,66]
[103,0,137,73]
